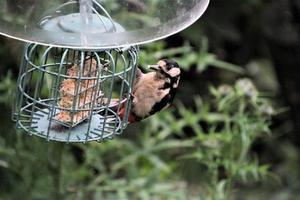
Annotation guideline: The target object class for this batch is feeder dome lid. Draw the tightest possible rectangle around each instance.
[0,0,209,49]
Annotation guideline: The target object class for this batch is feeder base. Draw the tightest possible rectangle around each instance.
[18,108,122,143]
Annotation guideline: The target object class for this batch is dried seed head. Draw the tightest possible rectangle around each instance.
[235,78,258,98]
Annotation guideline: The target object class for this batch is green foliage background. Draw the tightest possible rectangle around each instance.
[0,0,300,200]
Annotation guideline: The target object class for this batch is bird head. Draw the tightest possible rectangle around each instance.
[149,59,181,78]
[148,59,181,88]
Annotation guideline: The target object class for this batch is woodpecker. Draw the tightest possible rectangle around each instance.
[118,59,181,123]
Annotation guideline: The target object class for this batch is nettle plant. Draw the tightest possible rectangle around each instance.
[148,79,274,199]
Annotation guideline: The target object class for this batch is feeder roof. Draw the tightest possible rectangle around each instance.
[0,0,209,49]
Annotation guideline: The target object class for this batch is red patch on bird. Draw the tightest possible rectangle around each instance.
[118,103,137,124]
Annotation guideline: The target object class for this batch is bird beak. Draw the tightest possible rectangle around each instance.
[147,64,160,71]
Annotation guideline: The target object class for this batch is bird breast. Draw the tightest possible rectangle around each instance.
[132,73,170,118]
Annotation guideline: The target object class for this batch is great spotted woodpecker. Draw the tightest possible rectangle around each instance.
[118,59,181,123]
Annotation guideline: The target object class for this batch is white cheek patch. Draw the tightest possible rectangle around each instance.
[169,68,181,78]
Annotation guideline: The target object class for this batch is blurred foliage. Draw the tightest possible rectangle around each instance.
[139,38,244,74]
[148,78,274,200]
[0,71,15,105]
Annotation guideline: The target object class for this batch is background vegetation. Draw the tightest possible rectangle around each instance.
[1,0,300,199]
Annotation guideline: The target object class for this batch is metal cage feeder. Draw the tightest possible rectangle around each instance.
[0,0,209,143]
[10,0,141,143]
[13,44,138,143]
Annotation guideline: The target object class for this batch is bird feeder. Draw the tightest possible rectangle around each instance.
[0,0,209,143]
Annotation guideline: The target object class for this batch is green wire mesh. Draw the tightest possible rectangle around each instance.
[13,43,138,143]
